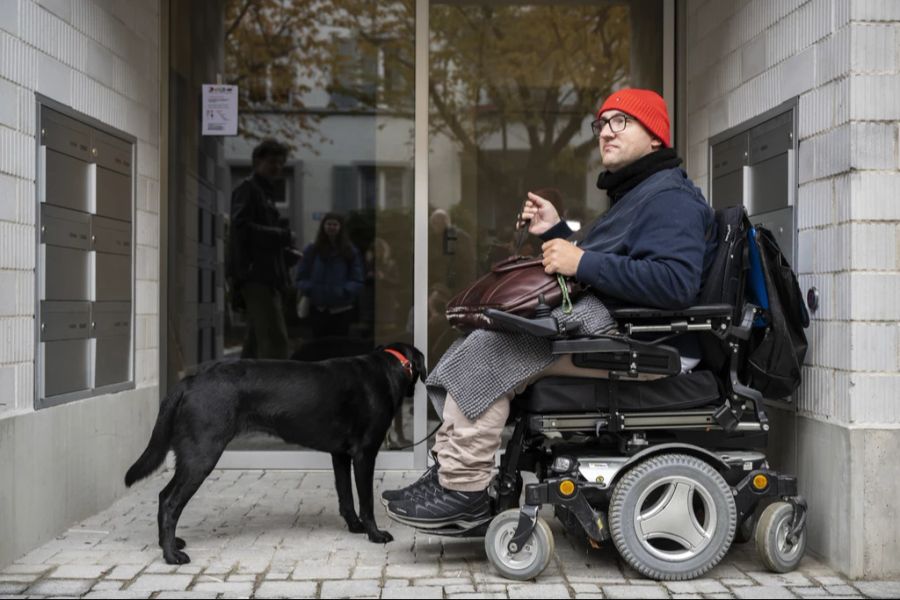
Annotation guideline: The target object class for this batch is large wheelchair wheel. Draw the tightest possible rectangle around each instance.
[608,453,737,580]
[756,501,806,572]
[484,509,554,580]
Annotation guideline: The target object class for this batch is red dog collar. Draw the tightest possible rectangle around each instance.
[383,348,414,379]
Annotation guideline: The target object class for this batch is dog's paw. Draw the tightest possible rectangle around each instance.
[347,520,366,534]
[163,549,191,565]
[367,530,393,544]
[176,537,187,550]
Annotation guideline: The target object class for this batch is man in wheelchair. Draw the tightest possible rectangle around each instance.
[383,88,807,580]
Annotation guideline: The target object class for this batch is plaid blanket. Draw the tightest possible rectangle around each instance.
[426,294,614,421]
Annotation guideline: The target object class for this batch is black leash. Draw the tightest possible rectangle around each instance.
[388,421,443,451]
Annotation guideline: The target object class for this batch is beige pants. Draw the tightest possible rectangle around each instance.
[433,354,648,491]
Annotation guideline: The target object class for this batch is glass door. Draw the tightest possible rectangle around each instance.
[167,0,418,468]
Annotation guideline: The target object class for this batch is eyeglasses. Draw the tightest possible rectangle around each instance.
[591,114,630,137]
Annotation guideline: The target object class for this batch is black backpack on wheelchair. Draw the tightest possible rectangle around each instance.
[403,206,809,581]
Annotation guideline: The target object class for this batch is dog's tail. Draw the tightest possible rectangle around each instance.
[125,384,184,487]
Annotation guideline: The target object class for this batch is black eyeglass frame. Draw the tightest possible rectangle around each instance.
[591,114,631,137]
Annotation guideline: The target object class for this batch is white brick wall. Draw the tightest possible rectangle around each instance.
[0,0,160,413]
[686,0,900,426]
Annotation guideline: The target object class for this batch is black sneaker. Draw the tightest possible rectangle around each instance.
[380,460,440,506]
[386,484,491,529]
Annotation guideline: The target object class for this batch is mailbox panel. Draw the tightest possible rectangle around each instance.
[41,205,91,250]
[95,253,131,301]
[748,154,790,215]
[40,301,91,342]
[96,167,132,222]
[92,216,132,255]
[44,245,91,301]
[41,108,92,161]
[93,130,132,175]
[43,340,91,396]
[44,149,93,213]
[40,300,91,397]
[93,301,131,387]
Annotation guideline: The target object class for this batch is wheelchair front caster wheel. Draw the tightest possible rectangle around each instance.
[756,501,806,573]
[484,509,554,580]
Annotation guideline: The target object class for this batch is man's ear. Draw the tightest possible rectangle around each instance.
[650,137,663,151]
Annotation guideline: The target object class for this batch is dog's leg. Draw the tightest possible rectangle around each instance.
[156,478,187,551]
[158,448,221,564]
[352,450,393,543]
[331,453,365,534]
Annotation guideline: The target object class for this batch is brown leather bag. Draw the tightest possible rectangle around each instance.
[445,254,581,332]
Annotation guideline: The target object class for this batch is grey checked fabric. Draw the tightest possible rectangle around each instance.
[426,293,615,421]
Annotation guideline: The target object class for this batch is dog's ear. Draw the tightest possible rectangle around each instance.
[410,346,427,383]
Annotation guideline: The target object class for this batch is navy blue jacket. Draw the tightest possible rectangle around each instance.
[542,168,716,309]
[296,244,365,309]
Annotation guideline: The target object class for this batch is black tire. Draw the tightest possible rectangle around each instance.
[484,509,554,581]
[756,501,806,573]
[608,453,737,580]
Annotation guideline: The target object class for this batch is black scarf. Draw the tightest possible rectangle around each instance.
[597,148,683,205]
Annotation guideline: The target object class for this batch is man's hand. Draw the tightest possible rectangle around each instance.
[541,239,584,276]
[518,192,561,235]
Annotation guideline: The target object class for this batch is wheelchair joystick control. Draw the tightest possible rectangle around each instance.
[534,294,552,319]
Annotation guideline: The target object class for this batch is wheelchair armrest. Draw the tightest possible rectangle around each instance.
[484,308,560,338]
[611,304,734,321]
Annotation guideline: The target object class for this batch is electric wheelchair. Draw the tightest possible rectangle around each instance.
[399,206,809,581]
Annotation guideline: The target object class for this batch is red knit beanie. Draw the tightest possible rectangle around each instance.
[597,88,670,148]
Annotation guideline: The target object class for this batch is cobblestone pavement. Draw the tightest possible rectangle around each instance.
[2,469,898,599]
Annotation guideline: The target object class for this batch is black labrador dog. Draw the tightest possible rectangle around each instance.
[125,342,425,564]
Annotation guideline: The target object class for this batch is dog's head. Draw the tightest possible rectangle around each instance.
[381,342,427,397]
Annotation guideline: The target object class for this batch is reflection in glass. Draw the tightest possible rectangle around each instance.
[169,0,417,452]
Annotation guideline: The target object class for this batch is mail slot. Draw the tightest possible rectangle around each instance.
[43,245,90,300]
[93,130,132,175]
[96,167,132,221]
[95,252,131,302]
[41,204,91,250]
[93,301,131,387]
[41,108,92,161]
[92,216,131,255]
[44,148,93,213]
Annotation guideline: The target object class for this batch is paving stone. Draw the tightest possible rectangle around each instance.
[320,578,381,598]
[255,580,318,598]
[665,579,728,594]
[732,586,797,599]
[508,583,572,598]
[191,580,254,595]
[82,592,153,599]
[25,578,95,596]
[126,573,194,592]
[380,585,444,599]
[105,564,144,580]
[0,582,27,595]
[855,581,900,598]
[603,584,669,598]
[48,564,108,579]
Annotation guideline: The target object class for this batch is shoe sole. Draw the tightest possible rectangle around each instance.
[385,509,493,531]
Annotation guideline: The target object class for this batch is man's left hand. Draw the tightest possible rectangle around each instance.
[541,239,584,276]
